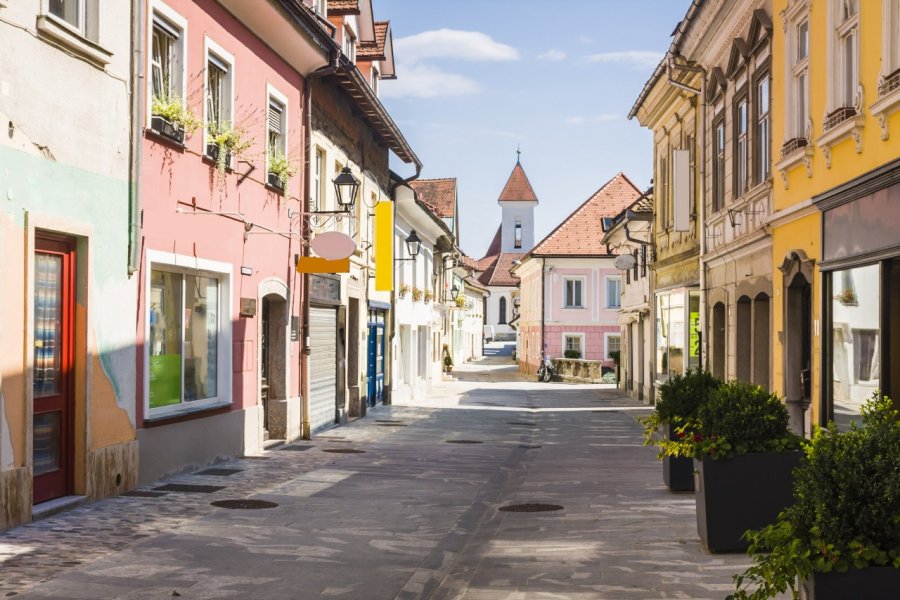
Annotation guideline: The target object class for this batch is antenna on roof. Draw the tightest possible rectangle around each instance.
[516,145,521,164]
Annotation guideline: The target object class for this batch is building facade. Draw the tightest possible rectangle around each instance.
[0,0,138,527]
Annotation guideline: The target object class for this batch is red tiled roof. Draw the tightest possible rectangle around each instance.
[478,226,501,266]
[327,0,359,15]
[477,252,524,287]
[358,21,388,60]
[459,255,479,270]
[529,173,642,256]
[498,162,538,203]
[409,178,456,219]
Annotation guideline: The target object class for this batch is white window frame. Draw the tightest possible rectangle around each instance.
[827,0,860,113]
[514,220,522,249]
[562,333,585,358]
[266,84,289,177]
[735,95,749,197]
[784,2,810,143]
[563,277,584,309]
[605,276,622,309]
[343,25,356,62]
[756,74,771,183]
[885,0,900,78]
[203,37,236,153]
[311,0,327,16]
[144,249,233,420]
[47,0,88,35]
[312,146,325,213]
[147,1,188,126]
[605,332,621,360]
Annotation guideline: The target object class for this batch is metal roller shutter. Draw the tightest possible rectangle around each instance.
[308,306,337,433]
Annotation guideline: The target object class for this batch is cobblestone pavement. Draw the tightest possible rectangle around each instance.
[0,358,769,599]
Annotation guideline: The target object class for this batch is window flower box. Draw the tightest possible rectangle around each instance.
[267,172,285,191]
[206,143,232,170]
[150,115,185,145]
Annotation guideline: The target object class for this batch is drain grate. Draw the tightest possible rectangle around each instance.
[507,422,538,427]
[376,423,407,427]
[153,484,225,494]
[123,490,167,498]
[321,448,365,454]
[279,445,313,451]
[241,456,270,460]
[499,503,564,513]
[211,499,278,510]
[518,445,542,449]
[445,440,483,444]
[197,468,242,476]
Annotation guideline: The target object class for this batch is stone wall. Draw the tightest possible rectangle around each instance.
[552,359,615,384]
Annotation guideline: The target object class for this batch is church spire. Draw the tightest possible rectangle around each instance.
[516,145,521,164]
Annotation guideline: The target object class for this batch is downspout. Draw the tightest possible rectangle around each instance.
[540,257,546,370]
[127,0,145,275]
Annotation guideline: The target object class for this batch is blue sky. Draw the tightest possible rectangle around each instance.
[377,0,692,258]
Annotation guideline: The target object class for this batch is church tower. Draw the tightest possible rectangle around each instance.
[497,153,538,253]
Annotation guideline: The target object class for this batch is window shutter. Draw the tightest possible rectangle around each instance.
[268,102,283,134]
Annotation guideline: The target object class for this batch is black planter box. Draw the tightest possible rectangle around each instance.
[662,423,694,491]
[150,115,185,145]
[205,143,232,169]
[267,172,285,190]
[800,567,900,599]
[694,450,803,552]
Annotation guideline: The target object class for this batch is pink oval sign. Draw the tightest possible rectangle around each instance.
[311,231,356,260]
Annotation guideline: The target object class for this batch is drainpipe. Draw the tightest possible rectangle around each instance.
[127,0,145,275]
[540,258,546,370]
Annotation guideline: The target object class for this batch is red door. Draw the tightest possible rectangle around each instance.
[32,235,75,504]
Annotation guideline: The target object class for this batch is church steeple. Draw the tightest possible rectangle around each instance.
[497,155,538,253]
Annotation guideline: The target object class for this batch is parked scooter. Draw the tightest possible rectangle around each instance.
[536,353,557,383]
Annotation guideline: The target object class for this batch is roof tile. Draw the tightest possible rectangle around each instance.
[498,163,538,203]
[358,21,389,60]
[409,178,456,219]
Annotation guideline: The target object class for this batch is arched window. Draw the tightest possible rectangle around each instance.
[499,297,507,324]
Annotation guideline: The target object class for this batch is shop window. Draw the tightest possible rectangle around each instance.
[712,302,726,380]
[753,293,770,389]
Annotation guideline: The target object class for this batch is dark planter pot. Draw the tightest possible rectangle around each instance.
[662,423,694,492]
[150,115,185,144]
[267,172,285,190]
[800,567,900,599]
[206,143,232,169]
[694,450,803,552]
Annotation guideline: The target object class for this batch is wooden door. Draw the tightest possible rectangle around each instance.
[32,235,75,504]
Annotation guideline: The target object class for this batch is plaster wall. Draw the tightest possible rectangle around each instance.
[500,201,536,253]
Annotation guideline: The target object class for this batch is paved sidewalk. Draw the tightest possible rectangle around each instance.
[0,367,765,599]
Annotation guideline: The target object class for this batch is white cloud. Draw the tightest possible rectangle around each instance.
[538,49,566,61]
[395,29,519,64]
[565,114,621,125]
[584,50,663,70]
[380,63,480,99]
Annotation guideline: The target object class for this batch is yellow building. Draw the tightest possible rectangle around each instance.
[772,0,900,432]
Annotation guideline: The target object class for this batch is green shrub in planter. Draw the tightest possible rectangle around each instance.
[563,349,581,359]
[728,394,900,599]
[639,370,721,491]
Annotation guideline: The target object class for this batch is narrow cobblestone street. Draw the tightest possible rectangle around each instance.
[1,347,759,599]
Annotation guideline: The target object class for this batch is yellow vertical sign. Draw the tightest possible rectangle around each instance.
[374,200,393,291]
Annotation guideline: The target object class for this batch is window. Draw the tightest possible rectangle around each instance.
[514,221,522,249]
[755,74,771,183]
[607,334,621,359]
[312,148,324,213]
[838,1,858,108]
[735,95,749,197]
[147,2,187,130]
[564,278,583,308]
[827,0,858,118]
[606,277,621,309]
[311,0,326,16]
[49,0,87,32]
[343,26,356,62]
[658,152,669,228]
[499,297,507,324]
[372,66,380,96]
[886,1,900,83]
[564,334,583,359]
[204,40,234,154]
[266,86,288,187]
[146,252,231,418]
[713,116,726,211]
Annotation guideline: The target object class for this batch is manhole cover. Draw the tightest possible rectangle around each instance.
[153,484,225,494]
[499,503,564,513]
[376,423,407,427]
[211,499,278,510]
[279,445,313,451]
[519,445,542,449]
[197,468,242,476]
[321,448,365,454]
[445,440,483,444]
[123,490,167,498]
[507,422,538,427]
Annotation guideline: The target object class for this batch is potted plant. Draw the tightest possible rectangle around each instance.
[442,344,453,373]
[563,349,581,359]
[662,381,805,552]
[454,296,466,308]
[150,95,200,144]
[424,289,434,303]
[411,287,423,302]
[398,283,409,299]
[206,121,251,176]
[639,370,721,492]
[728,394,900,599]
[834,288,858,306]
[267,151,295,191]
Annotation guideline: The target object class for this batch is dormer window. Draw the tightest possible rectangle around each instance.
[343,26,356,62]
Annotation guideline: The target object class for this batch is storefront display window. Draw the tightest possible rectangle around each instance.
[656,288,701,381]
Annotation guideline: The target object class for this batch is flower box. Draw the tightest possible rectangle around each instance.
[800,567,900,600]
[694,450,803,553]
[267,172,285,191]
[150,115,185,145]
[205,143,232,169]
[662,424,694,492]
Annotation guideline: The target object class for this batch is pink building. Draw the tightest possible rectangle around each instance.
[136,0,335,482]
[513,174,642,377]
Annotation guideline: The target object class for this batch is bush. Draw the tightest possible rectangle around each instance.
[639,370,721,446]
[608,350,620,364]
[729,394,900,599]
[563,349,581,359]
[661,381,803,460]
